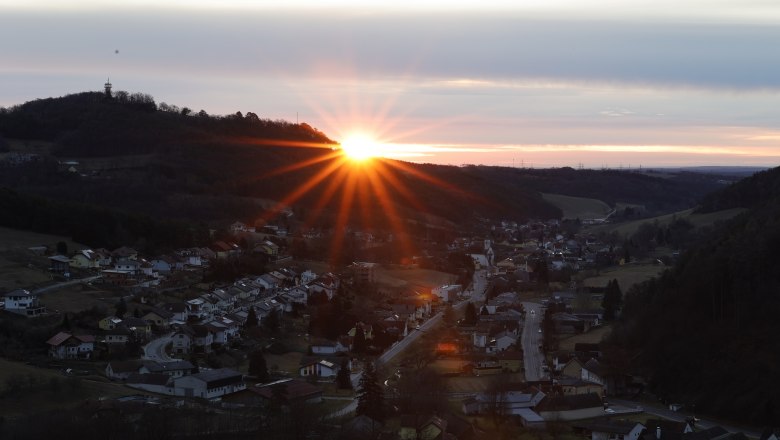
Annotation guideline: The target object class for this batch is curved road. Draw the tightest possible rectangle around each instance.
[142,333,177,362]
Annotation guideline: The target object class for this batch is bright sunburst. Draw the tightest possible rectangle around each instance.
[339,133,384,161]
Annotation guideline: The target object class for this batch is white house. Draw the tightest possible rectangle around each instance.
[580,420,645,440]
[432,285,462,303]
[3,289,46,317]
[299,359,339,378]
[173,368,245,399]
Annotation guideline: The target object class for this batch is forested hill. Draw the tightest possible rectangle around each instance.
[0,91,724,231]
[697,166,780,212]
[608,165,780,425]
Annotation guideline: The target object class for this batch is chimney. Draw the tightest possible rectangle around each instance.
[656,427,662,440]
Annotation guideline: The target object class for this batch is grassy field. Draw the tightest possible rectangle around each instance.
[542,193,612,220]
[591,207,745,238]
[290,260,456,293]
[558,325,612,351]
[0,357,134,417]
[580,262,666,293]
[38,283,121,314]
[0,226,89,291]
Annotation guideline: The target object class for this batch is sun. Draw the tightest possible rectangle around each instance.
[340,133,384,161]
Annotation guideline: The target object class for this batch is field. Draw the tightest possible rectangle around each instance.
[557,325,612,351]
[542,193,612,220]
[580,262,666,293]
[591,207,745,238]
[0,226,89,292]
[291,260,456,293]
[0,357,134,417]
[38,283,122,314]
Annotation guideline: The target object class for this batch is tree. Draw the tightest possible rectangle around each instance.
[602,279,623,321]
[264,309,280,333]
[61,313,71,330]
[133,308,141,318]
[337,358,352,389]
[245,307,258,328]
[352,328,366,354]
[442,303,455,326]
[356,361,384,421]
[115,297,127,319]
[248,350,269,382]
[463,302,478,326]
[56,241,68,255]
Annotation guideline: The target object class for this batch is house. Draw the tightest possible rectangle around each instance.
[399,414,447,440]
[760,429,780,440]
[535,393,604,421]
[582,358,606,386]
[562,357,586,377]
[462,388,546,415]
[350,261,377,284]
[122,317,152,340]
[516,408,546,429]
[139,360,196,378]
[70,249,100,269]
[310,339,348,355]
[103,324,131,345]
[112,246,138,260]
[432,284,462,303]
[105,360,143,380]
[46,331,95,359]
[143,308,174,329]
[223,378,323,407]
[49,255,71,274]
[496,350,524,372]
[486,330,518,353]
[162,302,188,323]
[211,241,240,260]
[113,258,141,275]
[93,248,113,267]
[173,368,245,399]
[172,326,195,354]
[191,325,214,353]
[126,373,174,394]
[579,420,645,440]
[99,316,123,331]
[299,359,338,378]
[3,289,45,317]
[150,256,177,273]
[642,419,695,440]
[253,240,280,259]
[557,377,604,396]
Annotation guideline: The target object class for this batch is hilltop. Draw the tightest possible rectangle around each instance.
[0,91,731,247]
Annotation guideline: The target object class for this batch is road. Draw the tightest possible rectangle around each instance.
[521,301,546,382]
[32,275,103,295]
[142,333,177,362]
[327,269,489,419]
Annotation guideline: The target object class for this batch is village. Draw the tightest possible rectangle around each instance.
[0,217,767,440]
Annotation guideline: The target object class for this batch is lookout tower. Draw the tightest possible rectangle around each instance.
[104,78,112,98]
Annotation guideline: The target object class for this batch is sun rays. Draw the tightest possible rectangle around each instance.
[236,130,478,266]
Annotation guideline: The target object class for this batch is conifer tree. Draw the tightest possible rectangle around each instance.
[356,361,384,421]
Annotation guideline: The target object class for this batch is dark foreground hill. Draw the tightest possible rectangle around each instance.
[0,91,727,243]
[608,166,780,425]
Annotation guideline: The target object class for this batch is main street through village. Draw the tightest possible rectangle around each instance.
[328,268,489,418]
[521,301,545,382]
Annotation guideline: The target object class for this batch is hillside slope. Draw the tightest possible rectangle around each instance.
[0,91,727,231]
[609,166,780,425]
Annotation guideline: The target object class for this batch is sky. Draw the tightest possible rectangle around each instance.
[1,0,780,168]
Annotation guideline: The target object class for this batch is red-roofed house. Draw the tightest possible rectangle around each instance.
[46,331,95,359]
